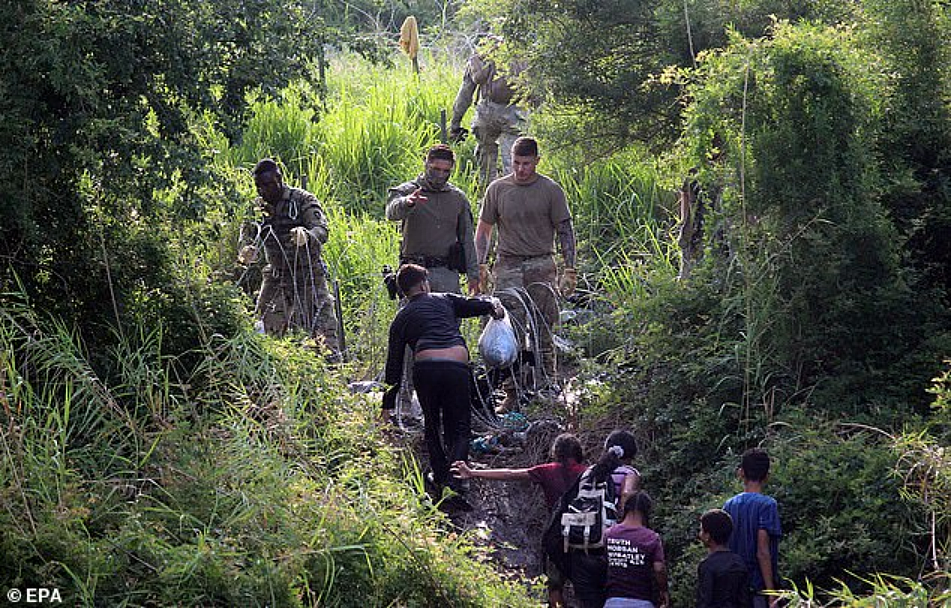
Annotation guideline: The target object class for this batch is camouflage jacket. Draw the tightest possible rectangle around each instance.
[256,186,329,272]
[450,54,525,131]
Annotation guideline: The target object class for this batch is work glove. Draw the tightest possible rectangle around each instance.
[478,263,493,294]
[237,245,258,265]
[449,127,469,143]
[490,298,506,320]
[290,226,310,247]
[467,276,480,296]
[559,267,577,297]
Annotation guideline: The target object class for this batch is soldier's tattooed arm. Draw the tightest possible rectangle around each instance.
[557,218,577,268]
[475,220,494,264]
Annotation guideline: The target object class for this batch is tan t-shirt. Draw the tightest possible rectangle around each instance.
[479,173,571,258]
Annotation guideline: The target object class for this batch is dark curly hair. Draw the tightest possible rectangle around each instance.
[551,433,583,466]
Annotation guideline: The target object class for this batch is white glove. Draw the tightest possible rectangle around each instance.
[237,245,258,264]
[291,226,310,247]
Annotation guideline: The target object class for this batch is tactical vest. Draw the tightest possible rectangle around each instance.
[260,189,321,273]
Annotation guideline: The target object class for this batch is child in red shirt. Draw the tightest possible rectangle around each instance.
[452,433,585,607]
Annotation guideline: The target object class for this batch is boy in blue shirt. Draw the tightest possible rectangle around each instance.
[723,448,781,608]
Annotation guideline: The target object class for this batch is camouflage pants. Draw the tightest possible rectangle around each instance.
[256,265,340,354]
[473,100,527,185]
[492,254,558,393]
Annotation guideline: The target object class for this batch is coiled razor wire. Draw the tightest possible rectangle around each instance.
[238,222,568,433]
[237,220,335,339]
[468,282,566,431]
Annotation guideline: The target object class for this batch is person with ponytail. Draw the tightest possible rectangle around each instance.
[604,492,670,608]
[592,429,642,510]
[566,430,643,608]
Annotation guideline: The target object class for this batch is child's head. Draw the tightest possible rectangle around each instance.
[591,429,637,483]
[623,491,653,526]
[551,433,584,465]
[604,430,638,461]
[699,508,733,547]
[740,447,770,483]
[396,264,428,295]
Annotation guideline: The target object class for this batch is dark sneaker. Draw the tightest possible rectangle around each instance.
[448,478,470,495]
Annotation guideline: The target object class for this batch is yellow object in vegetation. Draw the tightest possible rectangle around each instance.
[399,16,420,60]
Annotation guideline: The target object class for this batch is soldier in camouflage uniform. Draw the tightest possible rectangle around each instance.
[239,159,340,356]
[475,137,577,412]
[386,144,479,294]
[450,36,529,187]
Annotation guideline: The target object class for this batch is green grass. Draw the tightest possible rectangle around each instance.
[228,53,481,217]
[0,299,535,606]
[12,47,941,607]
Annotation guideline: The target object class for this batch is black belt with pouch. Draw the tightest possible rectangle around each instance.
[402,242,466,273]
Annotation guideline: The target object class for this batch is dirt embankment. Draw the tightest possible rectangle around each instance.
[448,419,565,595]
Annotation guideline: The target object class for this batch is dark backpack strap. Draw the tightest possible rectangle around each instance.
[542,466,588,577]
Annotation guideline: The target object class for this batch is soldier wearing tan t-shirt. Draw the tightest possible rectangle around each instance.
[475,137,577,412]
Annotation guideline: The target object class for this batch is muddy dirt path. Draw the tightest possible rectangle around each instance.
[448,419,564,597]
[374,359,587,604]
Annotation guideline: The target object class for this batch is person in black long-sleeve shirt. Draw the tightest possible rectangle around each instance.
[697,509,752,608]
[384,264,504,493]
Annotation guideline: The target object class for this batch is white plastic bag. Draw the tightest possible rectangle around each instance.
[478,313,518,369]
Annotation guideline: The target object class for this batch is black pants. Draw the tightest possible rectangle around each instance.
[413,359,472,486]
[568,549,608,608]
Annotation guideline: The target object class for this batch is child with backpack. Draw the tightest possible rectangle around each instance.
[544,430,641,608]
[696,508,752,608]
[451,433,587,608]
[604,492,669,608]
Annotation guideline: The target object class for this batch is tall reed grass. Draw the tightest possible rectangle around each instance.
[548,151,681,332]
[553,152,676,271]
[0,299,534,606]
[228,53,481,216]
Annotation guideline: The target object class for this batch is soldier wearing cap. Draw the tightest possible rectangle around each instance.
[386,144,479,294]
